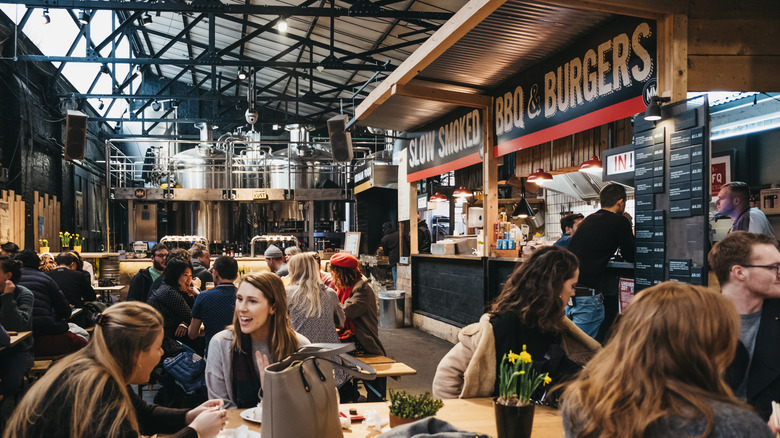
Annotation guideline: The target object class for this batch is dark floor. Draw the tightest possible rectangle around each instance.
[0,325,455,426]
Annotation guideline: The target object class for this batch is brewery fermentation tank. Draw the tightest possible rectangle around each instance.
[168,201,232,243]
[172,146,227,189]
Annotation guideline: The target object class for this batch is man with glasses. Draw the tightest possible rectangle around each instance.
[126,243,168,302]
[709,231,780,426]
[716,181,775,238]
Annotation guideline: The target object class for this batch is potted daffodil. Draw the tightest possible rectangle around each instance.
[494,345,551,438]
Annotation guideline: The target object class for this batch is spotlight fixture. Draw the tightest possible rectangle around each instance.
[151,100,161,111]
[316,64,325,72]
[579,155,603,175]
[643,95,671,121]
[141,13,153,26]
[277,17,288,32]
[41,8,50,24]
[430,192,447,202]
[97,99,104,110]
[78,10,91,24]
[237,68,248,80]
[114,121,122,130]
[172,99,179,108]
[453,187,473,199]
[100,64,110,75]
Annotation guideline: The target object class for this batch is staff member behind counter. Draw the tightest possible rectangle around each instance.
[567,183,635,341]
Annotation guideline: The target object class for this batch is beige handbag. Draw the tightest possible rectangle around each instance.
[261,343,376,438]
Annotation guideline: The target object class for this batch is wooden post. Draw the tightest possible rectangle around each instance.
[657,14,688,101]
[483,101,497,257]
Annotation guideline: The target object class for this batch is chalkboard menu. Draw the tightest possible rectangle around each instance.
[632,96,710,290]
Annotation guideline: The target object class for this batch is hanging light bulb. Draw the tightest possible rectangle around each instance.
[277,17,288,32]
[41,8,51,24]
[512,199,534,219]
[237,68,248,80]
[141,13,153,26]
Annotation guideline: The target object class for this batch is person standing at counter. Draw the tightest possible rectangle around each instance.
[378,222,400,288]
[554,213,584,249]
[189,243,213,286]
[708,231,780,429]
[567,183,635,340]
[716,181,775,238]
[264,245,288,277]
[127,243,169,302]
[188,256,239,354]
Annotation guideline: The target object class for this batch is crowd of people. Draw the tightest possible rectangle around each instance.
[1,180,779,436]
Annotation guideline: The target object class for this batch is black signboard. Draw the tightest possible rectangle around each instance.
[494,18,657,156]
[406,108,484,182]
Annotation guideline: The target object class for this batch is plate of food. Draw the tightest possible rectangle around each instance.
[240,407,262,424]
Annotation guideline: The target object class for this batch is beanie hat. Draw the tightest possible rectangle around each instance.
[330,252,359,269]
[264,245,283,258]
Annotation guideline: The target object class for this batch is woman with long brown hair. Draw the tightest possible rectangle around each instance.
[433,245,599,399]
[205,272,309,408]
[561,282,773,438]
[3,302,226,438]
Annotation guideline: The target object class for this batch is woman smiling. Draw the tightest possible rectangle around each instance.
[205,272,309,409]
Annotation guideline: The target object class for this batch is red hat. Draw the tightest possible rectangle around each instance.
[330,252,359,269]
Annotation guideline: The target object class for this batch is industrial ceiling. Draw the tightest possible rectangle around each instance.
[0,0,467,133]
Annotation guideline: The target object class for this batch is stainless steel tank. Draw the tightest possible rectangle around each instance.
[172,146,227,189]
[266,150,307,190]
[234,145,267,189]
[170,201,231,243]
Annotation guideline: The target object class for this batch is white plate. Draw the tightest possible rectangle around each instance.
[240,407,262,424]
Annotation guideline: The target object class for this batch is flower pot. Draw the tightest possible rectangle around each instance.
[389,414,422,428]
[494,400,534,438]
[73,245,82,254]
[39,246,49,254]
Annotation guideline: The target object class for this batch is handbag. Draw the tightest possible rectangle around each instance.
[261,343,377,438]
[163,348,206,394]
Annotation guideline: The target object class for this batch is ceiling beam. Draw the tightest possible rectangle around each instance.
[8,1,454,19]
[391,83,491,108]
[539,0,687,19]
[354,0,506,123]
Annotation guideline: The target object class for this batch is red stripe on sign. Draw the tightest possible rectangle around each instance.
[494,96,647,157]
[407,152,482,183]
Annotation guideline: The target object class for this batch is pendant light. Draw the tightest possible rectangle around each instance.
[527,145,552,183]
[430,192,447,202]
[512,178,534,219]
[453,186,472,199]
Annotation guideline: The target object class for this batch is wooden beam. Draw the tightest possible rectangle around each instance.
[482,102,497,257]
[689,19,780,56]
[688,55,780,92]
[390,84,492,109]
[539,0,687,19]
[354,0,507,122]
[657,14,688,101]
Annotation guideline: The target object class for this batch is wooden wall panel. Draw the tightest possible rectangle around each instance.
[32,192,60,252]
[0,190,25,248]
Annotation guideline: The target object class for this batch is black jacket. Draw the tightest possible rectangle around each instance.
[17,267,71,336]
[191,258,213,285]
[726,298,780,420]
[127,267,156,302]
[47,267,96,308]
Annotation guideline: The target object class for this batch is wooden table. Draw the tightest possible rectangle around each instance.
[0,331,32,351]
[94,285,124,302]
[354,354,396,365]
[215,398,564,437]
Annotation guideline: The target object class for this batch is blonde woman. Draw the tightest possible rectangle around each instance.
[561,282,773,438]
[205,272,309,408]
[3,302,226,438]
[285,253,347,386]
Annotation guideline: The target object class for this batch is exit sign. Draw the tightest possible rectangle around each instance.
[606,151,635,175]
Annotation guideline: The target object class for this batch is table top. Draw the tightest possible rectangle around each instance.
[70,308,83,320]
[1,331,32,351]
[211,398,563,438]
[94,285,125,291]
[354,354,396,365]
[371,362,417,378]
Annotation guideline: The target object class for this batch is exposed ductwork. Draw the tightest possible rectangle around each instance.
[539,171,633,201]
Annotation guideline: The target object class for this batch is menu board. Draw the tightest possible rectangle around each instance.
[632,96,710,290]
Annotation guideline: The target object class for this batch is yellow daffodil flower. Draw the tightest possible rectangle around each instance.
[507,351,520,364]
[520,345,532,363]
[544,375,552,385]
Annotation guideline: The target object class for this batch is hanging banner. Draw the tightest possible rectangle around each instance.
[405,108,484,182]
[494,18,657,157]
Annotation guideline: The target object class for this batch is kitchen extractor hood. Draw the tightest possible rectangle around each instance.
[538,171,634,201]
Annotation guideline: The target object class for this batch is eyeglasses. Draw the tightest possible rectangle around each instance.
[154,253,168,259]
[740,264,780,277]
